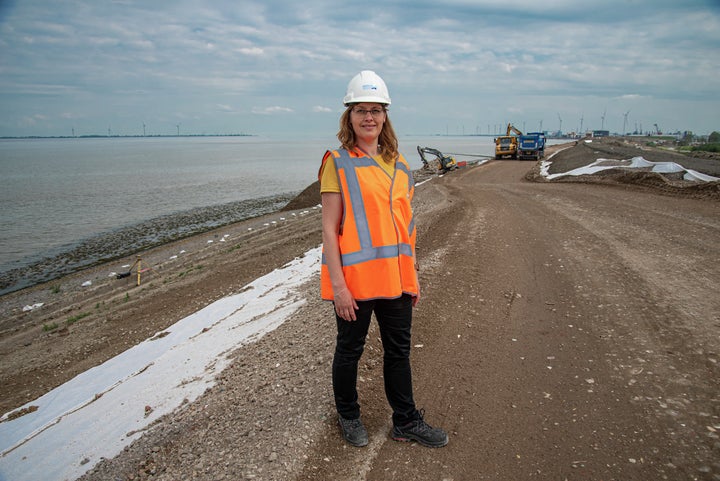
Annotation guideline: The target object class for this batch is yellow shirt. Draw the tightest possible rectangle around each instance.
[320,153,396,193]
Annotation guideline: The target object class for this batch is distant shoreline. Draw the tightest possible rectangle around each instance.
[0,134,256,140]
[2,132,693,142]
[0,192,296,297]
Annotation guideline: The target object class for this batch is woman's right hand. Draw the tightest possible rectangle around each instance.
[334,287,358,321]
[322,191,358,321]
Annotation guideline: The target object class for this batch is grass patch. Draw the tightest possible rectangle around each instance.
[42,322,59,332]
[178,265,204,278]
[66,312,90,326]
[692,143,720,153]
[50,284,61,294]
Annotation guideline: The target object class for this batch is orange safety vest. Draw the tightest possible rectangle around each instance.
[319,148,418,301]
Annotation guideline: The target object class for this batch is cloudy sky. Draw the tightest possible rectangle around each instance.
[1,0,718,138]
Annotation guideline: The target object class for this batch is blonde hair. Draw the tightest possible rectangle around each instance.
[337,106,399,163]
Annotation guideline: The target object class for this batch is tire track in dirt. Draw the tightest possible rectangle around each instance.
[9,150,719,480]
[299,159,719,480]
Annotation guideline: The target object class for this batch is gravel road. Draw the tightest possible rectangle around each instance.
[2,140,719,480]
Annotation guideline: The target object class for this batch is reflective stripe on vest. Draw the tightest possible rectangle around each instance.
[320,148,417,301]
[336,151,414,265]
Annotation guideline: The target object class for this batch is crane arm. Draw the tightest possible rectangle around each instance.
[505,123,523,136]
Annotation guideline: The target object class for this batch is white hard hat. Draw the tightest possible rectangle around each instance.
[343,70,391,106]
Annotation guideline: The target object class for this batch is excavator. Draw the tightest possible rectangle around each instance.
[495,123,523,159]
[417,146,458,174]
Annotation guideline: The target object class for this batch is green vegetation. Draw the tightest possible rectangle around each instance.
[42,322,59,332]
[41,312,90,332]
[178,265,204,278]
[676,130,719,150]
[678,132,695,146]
[50,284,61,294]
[692,143,720,153]
[66,312,90,326]
[690,132,720,152]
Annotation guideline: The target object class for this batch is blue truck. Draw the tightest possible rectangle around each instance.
[517,132,546,160]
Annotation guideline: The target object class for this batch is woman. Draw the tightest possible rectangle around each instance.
[318,70,448,448]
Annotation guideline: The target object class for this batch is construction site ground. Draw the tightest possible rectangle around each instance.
[1,138,719,480]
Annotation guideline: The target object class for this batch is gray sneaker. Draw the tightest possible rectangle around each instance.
[338,415,369,447]
[391,412,448,448]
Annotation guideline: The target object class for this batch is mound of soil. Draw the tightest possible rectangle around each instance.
[529,138,720,201]
[281,181,321,212]
[548,137,720,177]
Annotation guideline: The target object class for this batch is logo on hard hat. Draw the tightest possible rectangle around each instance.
[362,83,378,91]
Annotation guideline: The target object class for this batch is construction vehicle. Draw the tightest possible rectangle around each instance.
[517,132,546,160]
[417,146,457,173]
[494,123,523,159]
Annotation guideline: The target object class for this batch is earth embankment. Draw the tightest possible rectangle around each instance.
[2,139,719,480]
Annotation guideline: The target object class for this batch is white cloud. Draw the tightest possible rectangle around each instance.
[0,0,718,136]
[238,46,264,56]
[17,114,48,127]
[252,106,294,115]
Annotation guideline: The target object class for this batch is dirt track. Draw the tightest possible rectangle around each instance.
[2,141,720,480]
[293,151,720,480]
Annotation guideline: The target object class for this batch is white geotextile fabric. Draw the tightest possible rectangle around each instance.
[542,154,719,182]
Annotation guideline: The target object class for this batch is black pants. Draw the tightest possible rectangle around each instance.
[332,294,419,426]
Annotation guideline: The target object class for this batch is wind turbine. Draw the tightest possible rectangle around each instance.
[557,113,562,136]
[601,109,606,130]
[622,110,630,136]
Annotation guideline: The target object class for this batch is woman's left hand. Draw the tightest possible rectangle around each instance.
[412,288,421,307]
[334,287,358,321]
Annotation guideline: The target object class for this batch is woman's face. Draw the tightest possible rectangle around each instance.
[350,102,386,143]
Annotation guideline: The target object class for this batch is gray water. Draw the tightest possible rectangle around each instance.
[0,135,504,294]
